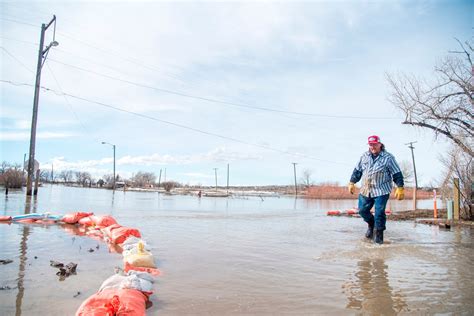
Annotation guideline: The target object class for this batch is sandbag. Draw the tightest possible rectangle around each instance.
[75,288,147,316]
[102,224,122,238]
[0,216,12,221]
[124,262,162,277]
[123,242,155,268]
[121,237,151,256]
[110,226,141,245]
[90,215,118,228]
[78,216,94,227]
[98,271,154,294]
[61,212,93,224]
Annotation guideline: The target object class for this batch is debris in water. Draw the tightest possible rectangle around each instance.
[51,261,78,280]
[73,291,81,298]
[0,259,13,265]
[0,285,12,290]
[50,260,64,268]
[88,248,94,253]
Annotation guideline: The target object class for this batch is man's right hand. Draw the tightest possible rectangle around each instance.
[348,182,355,194]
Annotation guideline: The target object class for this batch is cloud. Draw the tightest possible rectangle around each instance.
[42,147,260,170]
[118,147,262,165]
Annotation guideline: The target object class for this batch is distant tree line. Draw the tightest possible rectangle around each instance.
[0,162,183,192]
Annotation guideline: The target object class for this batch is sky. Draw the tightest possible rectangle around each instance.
[0,0,472,187]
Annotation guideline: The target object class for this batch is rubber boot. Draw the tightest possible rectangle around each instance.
[365,219,374,239]
[374,229,384,244]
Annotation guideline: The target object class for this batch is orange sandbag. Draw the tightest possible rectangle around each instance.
[327,210,341,216]
[345,209,358,215]
[124,261,162,276]
[75,288,147,316]
[78,216,94,227]
[102,224,122,238]
[0,216,12,221]
[17,218,37,223]
[90,215,118,228]
[62,212,93,224]
[110,226,141,245]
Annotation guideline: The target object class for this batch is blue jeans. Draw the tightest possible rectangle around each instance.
[358,194,390,231]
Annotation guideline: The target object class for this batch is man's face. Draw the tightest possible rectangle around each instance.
[369,143,382,155]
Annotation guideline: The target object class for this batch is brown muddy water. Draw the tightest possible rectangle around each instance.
[0,185,473,315]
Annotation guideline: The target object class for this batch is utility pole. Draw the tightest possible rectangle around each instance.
[226,163,229,193]
[113,144,116,190]
[158,169,162,187]
[23,153,26,178]
[26,15,58,196]
[101,142,116,190]
[405,141,418,210]
[213,168,218,191]
[164,168,167,182]
[292,162,298,196]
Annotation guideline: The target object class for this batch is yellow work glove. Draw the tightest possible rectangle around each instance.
[348,182,355,195]
[395,187,404,200]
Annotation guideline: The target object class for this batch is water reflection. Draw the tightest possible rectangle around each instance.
[15,225,30,316]
[344,259,407,314]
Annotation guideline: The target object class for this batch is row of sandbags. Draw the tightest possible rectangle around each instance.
[63,212,160,315]
[0,211,161,315]
[59,212,161,315]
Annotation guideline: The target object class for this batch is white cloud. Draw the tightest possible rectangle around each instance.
[118,147,262,166]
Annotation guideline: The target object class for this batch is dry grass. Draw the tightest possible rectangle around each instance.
[305,185,435,199]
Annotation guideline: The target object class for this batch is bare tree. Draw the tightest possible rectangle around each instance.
[40,170,51,183]
[59,170,74,183]
[386,38,473,157]
[131,171,156,188]
[399,160,414,186]
[437,147,473,219]
[387,38,473,218]
[300,169,315,187]
[75,171,92,187]
[0,163,23,189]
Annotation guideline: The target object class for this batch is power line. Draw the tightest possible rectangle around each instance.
[1,13,398,120]
[48,58,398,120]
[0,46,35,74]
[0,17,38,28]
[0,78,351,166]
[45,61,100,143]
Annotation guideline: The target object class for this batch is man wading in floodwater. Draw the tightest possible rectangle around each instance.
[348,135,404,244]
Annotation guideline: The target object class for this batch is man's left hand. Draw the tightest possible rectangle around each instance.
[395,187,404,200]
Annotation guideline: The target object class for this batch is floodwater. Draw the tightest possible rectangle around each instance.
[0,185,473,315]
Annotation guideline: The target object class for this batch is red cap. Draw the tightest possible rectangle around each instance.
[368,135,380,144]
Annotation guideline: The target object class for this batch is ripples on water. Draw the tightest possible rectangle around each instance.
[0,185,472,315]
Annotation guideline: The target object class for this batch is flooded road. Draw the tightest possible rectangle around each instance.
[0,185,473,315]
